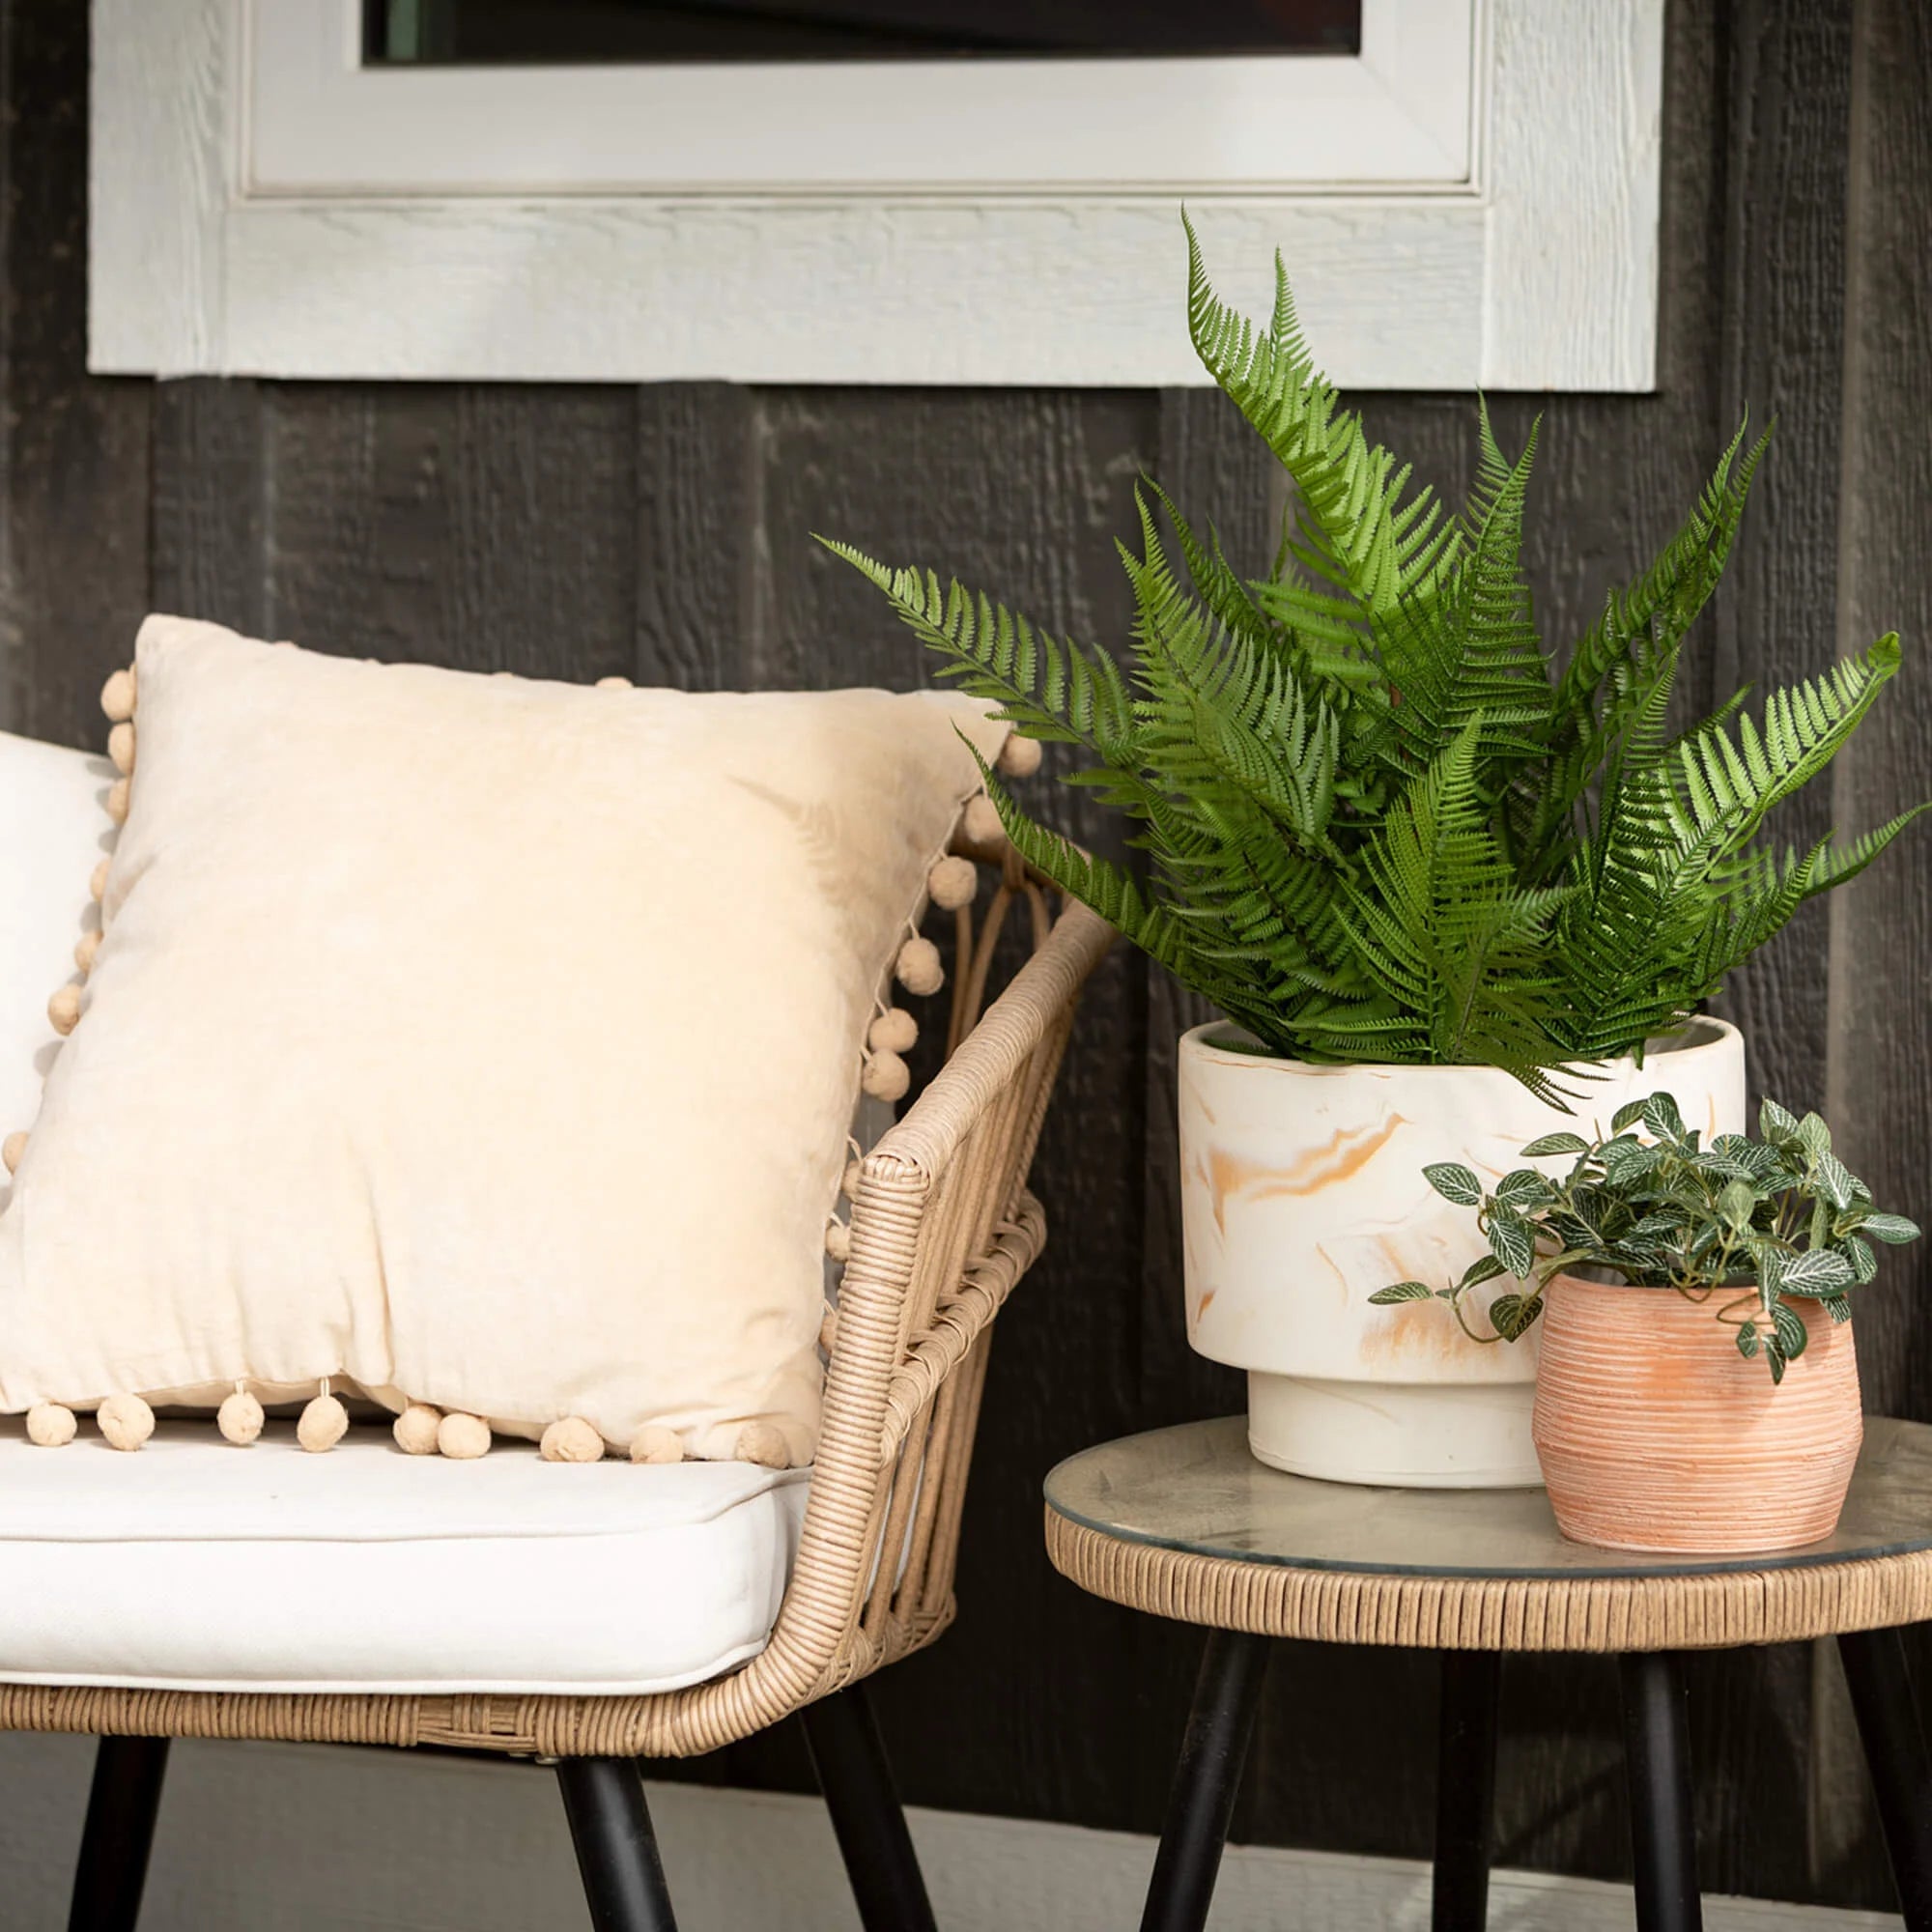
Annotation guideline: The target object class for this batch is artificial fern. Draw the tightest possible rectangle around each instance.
[825,221,1927,1095]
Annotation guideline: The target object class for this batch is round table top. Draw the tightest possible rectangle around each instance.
[1042,1416,1932,1653]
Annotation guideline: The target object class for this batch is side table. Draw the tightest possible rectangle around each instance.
[1044,1414,1932,1932]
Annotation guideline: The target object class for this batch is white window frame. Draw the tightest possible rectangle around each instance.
[89,0,1662,389]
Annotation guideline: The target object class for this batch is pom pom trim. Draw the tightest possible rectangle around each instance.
[961,793,1005,849]
[895,936,944,996]
[26,1403,76,1447]
[99,1393,155,1452]
[867,1007,918,1054]
[218,1386,267,1446]
[996,730,1043,778]
[926,854,979,910]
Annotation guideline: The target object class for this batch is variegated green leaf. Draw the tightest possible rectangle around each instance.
[1423,1162,1483,1208]
[1493,1168,1553,1208]
[1863,1212,1922,1246]
[1487,1210,1535,1279]
[1368,1281,1436,1304]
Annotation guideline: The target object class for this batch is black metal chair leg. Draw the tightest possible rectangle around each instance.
[1619,1651,1702,1932]
[800,1681,937,1932]
[556,1757,679,1932]
[1838,1626,1932,1931]
[69,1735,170,1932]
[1433,1649,1502,1931]
[1140,1628,1272,1932]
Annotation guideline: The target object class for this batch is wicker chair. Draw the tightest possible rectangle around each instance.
[0,845,1111,1932]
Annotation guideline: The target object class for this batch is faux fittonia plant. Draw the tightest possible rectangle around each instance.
[828,222,1927,1102]
[1368,1093,1921,1381]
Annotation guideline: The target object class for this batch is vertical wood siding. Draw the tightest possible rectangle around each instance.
[3,0,1928,1911]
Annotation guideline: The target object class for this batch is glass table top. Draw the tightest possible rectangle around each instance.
[1043,1415,1932,1581]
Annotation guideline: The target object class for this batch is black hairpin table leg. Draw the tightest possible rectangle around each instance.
[1619,1651,1702,1932]
[1838,1625,1932,1931]
[1433,1649,1502,1931]
[1140,1627,1272,1932]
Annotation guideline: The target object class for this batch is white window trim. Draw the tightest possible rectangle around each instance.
[89,0,1662,389]
[244,0,1477,195]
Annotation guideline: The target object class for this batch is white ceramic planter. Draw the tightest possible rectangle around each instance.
[1177,1019,1747,1488]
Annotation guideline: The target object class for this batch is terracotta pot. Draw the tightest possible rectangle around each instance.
[1177,1018,1746,1489]
[1531,1272,1863,1553]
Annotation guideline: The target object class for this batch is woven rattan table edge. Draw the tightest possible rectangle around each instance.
[1043,1505,1932,1653]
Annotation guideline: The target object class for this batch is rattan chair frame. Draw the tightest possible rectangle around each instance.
[0,856,1111,1763]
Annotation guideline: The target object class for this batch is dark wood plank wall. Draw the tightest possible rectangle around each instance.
[3,0,1928,1911]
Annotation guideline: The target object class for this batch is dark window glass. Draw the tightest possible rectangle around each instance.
[364,1,1362,65]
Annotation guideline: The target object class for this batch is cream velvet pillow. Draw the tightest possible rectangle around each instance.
[0,616,1010,1465]
[0,733,118,1179]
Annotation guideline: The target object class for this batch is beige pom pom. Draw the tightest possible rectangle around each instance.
[47,986,81,1036]
[107,722,136,774]
[867,1008,918,1055]
[736,1422,791,1469]
[392,1404,442,1455]
[2,1132,25,1175]
[541,1416,605,1463]
[298,1392,349,1453]
[438,1411,492,1460]
[630,1424,683,1465]
[842,1158,863,1201]
[997,730,1043,779]
[962,794,1005,848]
[100,668,136,724]
[819,1302,839,1352]
[99,1393,155,1452]
[895,936,944,996]
[74,930,100,973]
[26,1403,76,1447]
[862,1050,910,1103]
[90,859,110,903]
[217,1389,266,1446]
[927,855,978,911]
[594,674,633,690]
[105,778,130,826]
[824,1219,852,1263]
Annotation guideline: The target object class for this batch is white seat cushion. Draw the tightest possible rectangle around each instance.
[0,1419,808,1696]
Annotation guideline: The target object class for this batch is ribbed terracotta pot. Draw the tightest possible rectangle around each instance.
[1531,1273,1863,1553]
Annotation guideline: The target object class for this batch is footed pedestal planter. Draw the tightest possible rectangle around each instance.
[1532,1273,1863,1553]
[1177,1018,1746,1488]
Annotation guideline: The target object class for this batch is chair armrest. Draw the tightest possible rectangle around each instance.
[729,897,1111,1720]
[867,896,1112,1188]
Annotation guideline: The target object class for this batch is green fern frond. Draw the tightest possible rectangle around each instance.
[1516,424,1771,878]
[1662,634,1904,866]
[831,223,1926,1097]
[1118,503,1341,850]
[1555,422,1766,731]
[974,761,1286,1041]
[1376,417,1554,776]
[1182,214,1459,627]
[816,539,1137,755]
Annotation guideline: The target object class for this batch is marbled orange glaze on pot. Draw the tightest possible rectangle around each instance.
[1532,1273,1863,1554]
[1178,1018,1747,1487]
